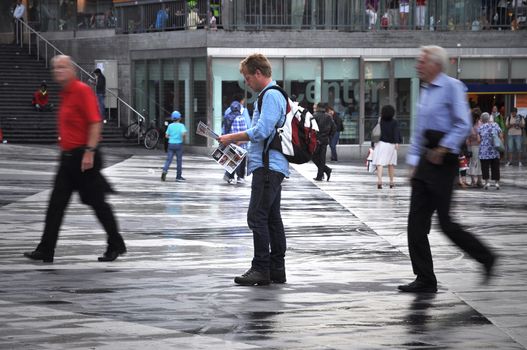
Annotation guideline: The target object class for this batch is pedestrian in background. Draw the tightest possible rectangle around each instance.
[312,103,335,181]
[505,107,525,167]
[399,46,496,293]
[372,104,401,189]
[466,110,483,187]
[328,105,344,162]
[161,111,187,182]
[23,55,126,263]
[222,101,248,184]
[91,68,106,119]
[478,112,503,190]
[12,0,25,44]
[32,81,53,112]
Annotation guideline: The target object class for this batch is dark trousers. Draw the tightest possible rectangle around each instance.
[247,168,286,272]
[330,131,340,161]
[313,143,331,179]
[13,19,23,44]
[480,158,500,181]
[226,156,247,180]
[408,153,494,285]
[36,148,125,255]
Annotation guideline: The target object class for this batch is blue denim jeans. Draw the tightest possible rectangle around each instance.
[330,131,340,160]
[163,143,183,178]
[96,93,105,118]
[247,168,286,272]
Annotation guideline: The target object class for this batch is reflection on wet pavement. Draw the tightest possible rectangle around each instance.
[0,144,525,349]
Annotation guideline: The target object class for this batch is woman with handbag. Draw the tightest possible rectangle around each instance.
[371,105,402,189]
[478,112,503,190]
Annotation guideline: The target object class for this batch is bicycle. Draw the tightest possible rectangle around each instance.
[123,113,164,149]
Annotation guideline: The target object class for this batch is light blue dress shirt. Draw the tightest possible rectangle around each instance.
[246,81,289,177]
[407,73,471,167]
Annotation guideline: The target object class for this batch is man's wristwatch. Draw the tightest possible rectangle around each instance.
[85,146,97,153]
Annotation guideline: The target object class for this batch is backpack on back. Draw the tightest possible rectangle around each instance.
[257,85,319,164]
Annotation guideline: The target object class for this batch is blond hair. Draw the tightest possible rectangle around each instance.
[239,53,272,77]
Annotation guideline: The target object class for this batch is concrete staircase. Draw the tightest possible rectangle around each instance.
[0,44,128,146]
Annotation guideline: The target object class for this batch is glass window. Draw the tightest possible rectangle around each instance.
[323,58,360,144]
[212,58,246,135]
[147,60,161,123]
[460,58,509,80]
[284,58,322,110]
[134,60,146,125]
[512,59,527,81]
[162,59,175,123]
[394,58,418,143]
[364,61,390,142]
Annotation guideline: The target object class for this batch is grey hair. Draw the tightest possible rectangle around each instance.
[481,112,491,123]
[51,55,75,70]
[420,45,449,72]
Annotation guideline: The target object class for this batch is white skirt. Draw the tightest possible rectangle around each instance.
[372,141,398,166]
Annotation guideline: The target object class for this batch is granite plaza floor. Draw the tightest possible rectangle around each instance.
[0,143,526,350]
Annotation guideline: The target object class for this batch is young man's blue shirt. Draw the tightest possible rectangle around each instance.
[245,81,289,177]
[166,122,187,144]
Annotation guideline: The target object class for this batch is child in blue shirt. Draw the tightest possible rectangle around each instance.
[161,111,187,182]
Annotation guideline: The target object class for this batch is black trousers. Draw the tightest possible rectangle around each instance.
[407,152,494,285]
[13,19,23,44]
[312,143,330,179]
[247,168,286,272]
[480,158,500,181]
[36,148,125,256]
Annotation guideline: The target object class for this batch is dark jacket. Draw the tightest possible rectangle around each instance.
[314,111,336,145]
[333,114,344,132]
[380,118,402,144]
[95,73,106,95]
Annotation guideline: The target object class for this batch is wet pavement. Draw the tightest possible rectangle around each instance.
[0,143,526,350]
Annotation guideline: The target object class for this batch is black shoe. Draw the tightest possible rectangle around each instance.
[161,172,166,181]
[234,268,270,286]
[313,177,323,181]
[176,177,186,182]
[270,268,286,283]
[23,250,54,263]
[98,247,126,262]
[325,168,332,182]
[398,280,437,293]
[483,255,497,284]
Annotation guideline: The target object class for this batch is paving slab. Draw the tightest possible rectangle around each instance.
[0,144,526,349]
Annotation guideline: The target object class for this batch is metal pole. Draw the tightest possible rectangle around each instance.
[37,36,39,61]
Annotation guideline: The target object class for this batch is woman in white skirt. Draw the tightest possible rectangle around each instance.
[372,105,402,189]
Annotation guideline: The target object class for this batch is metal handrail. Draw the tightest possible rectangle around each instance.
[14,18,145,138]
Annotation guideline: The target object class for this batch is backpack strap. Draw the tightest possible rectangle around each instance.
[257,85,289,172]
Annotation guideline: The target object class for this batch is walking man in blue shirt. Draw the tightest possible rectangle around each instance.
[217,53,288,286]
[399,46,496,293]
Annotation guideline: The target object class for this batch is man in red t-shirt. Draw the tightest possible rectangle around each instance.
[24,55,126,263]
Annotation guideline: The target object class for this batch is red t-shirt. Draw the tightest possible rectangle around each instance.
[33,90,49,106]
[58,79,101,151]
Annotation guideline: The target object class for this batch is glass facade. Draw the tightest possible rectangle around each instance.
[132,55,526,147]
